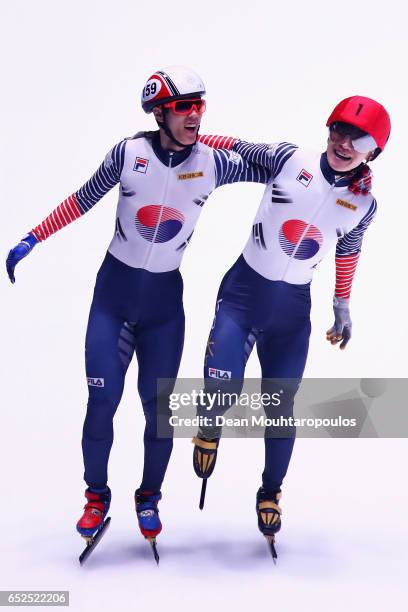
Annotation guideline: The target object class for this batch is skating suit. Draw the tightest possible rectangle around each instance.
[198,137,377,492]
[30,131,269,490]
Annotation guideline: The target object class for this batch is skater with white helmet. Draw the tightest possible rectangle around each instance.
[6,66,270,564]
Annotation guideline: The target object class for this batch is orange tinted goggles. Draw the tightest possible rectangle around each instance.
[163,98,206,115]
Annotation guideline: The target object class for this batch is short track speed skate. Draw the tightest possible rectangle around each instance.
[256,486,282,564]
[135,489,162,564]
[192,436,219,509]
[77,487,111,565]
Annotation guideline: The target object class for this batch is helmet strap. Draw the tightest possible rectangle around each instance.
[367,147,381,162]
[156,108,199,149]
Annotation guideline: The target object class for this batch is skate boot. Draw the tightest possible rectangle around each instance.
[77,486,111,565]
[256,486,282,563]
[77,486,111,537]
[135,489,162,564]
[192,435,219,509]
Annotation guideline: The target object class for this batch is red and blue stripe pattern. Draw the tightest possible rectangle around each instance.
[197,134,237,150]
[32,194,82,241]
[336,199,377,257]
[234,141,298,180]
[213,149,269,187]
[135,205,185,243]
[198,136,298,182]
[197,134,271,187]
[334,198,377,298]
[31,141,126,241]
[335,254,360,299]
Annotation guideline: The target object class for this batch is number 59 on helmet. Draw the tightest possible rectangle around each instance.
[141,66,206,114]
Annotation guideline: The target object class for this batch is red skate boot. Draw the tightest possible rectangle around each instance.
[77,486,111,565]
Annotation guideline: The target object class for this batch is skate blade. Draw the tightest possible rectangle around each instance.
[266,535,277,564]
[79,516,111,565]
[199,478,207,510]
[146,537,160,565]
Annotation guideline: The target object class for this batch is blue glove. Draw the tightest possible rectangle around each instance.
[326,296,352,350]
[6,232,38,284]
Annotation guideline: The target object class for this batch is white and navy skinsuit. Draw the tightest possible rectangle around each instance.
[29,131,269,492]
[198,134,377,494]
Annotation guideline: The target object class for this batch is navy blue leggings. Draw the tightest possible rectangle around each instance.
[82,252,184,491]
[203,255,311,492]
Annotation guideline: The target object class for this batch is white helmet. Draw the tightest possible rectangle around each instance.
[141,65,206,113]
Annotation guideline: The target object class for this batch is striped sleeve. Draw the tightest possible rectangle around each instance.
[334,198,377,299]
[233,141,298,179]
[213,148,270,188]
[197,134,237,150]
[31,140,126,242]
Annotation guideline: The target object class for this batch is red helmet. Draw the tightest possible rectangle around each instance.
[326,96,391,152]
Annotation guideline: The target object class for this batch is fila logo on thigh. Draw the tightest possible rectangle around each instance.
[87,377,105,387]
[208,368,231,380]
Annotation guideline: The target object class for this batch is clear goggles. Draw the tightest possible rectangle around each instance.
[329,122,377,154]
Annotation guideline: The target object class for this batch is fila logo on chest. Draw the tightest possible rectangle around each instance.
[133,157,149,173]
[296,169,313,187]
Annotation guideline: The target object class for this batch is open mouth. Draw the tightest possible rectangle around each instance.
[184,126,198,133]
[334,148,352,161]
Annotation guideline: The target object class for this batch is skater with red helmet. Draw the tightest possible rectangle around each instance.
[195,96,390,560]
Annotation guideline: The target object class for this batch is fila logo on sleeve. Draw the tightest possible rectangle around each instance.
[296,169,313,187]
[133,157,149,173]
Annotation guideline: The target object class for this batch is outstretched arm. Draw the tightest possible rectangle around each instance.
[198,134,271,186]
[31,141,126,241]
[198,134,298,180]
[212,148,271,187]
[327,198,377,349]
[6,140,126,283]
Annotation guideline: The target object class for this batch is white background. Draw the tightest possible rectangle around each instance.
[1,1,407,610]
